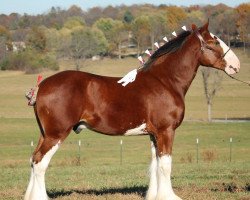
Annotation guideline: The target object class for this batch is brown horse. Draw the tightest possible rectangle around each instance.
[24,22,240,200]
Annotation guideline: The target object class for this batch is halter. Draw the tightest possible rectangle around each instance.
[195,30,228,56]
[195,30,249,86]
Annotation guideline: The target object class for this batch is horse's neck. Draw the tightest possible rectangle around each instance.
[147,36,200,96]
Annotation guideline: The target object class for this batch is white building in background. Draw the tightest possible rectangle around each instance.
[6,41,26,52]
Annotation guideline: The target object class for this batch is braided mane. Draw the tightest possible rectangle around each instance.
[143,30,192,69]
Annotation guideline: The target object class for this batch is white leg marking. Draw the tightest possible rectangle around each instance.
[156,155,182,200]
[24,158,34,200]
[124,123,147,136]
[146,141,158,200]
[24,142,60,200]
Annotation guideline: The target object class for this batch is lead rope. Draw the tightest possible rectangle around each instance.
[225,72,250,86]
[222,49,249,86]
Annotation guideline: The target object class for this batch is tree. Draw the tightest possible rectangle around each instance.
[67,5,83,17]
[0,25,12,52]
[161,6,187,30]
[91,28,109,55]
[201,67,223,122]
[236,3,250,52]
[70,27,108,70]
[57,28,72,58]
[18,13,31,29]
[110,21,127,59]
[63,16,85,29]
[123,10,134,24]
[201,4,231,34]
[148,13,167,50]
[94,18,114,40]
[0,37,7,62]
[94,18,127,58]
[8,13,20,30]
[102,6,119,19]
[26,27,47,52]
[131,15,150,56]
[44,27,61,52]
[85,7,103,25]
[12,28,29,41]
[219,10,237,46]
[183,10,205,28]
[44,6,65,29]
[0,25,10,39]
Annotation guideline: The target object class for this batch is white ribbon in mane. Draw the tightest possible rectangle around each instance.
[117,69,138,87]
[118,25,190,87]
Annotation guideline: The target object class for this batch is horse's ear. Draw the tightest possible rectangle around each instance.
[191,24,197,31]
[202,19,209,31]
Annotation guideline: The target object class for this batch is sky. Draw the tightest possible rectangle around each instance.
[0,0,249,15]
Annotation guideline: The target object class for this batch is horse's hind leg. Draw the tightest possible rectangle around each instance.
[24,137,61,200]
[24,135,44,199]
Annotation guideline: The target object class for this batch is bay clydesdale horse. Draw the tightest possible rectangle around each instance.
[24,22,240,200]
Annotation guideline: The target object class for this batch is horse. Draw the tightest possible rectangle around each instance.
[24,21,240,200]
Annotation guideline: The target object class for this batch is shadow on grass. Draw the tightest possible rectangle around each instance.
[48,185,147,199]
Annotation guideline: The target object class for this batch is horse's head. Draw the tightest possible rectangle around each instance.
[193,21,240,75]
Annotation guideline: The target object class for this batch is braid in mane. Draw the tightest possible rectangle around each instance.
[143,30,192,69]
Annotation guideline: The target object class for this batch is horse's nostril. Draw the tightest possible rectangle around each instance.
[229,65,238,73]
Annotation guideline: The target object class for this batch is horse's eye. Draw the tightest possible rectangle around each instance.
[215,41,220,45]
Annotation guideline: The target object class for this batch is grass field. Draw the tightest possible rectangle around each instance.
[0,48,249,199]
[0,119,249,199]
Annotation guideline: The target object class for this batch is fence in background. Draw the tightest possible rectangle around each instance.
[28,137,237,166]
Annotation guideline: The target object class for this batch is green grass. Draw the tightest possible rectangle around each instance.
[0,49,249,199]
[0,118,249,199]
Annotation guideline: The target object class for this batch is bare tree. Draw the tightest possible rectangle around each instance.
[131,15,150,56]
[148,13,167,51]
[70,28,107,70]
[0,37,7,61]
[201,67,223,122]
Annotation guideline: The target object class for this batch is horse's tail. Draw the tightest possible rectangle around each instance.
[34,105,45,137]
[25,75,43,106]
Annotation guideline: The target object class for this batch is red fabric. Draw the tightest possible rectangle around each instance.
[37,75,43,85]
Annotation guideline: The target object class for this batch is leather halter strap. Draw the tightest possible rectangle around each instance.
[195,30,216,53]
[195,30,206,52]
[194,30,230,59]
[195,30,249,86]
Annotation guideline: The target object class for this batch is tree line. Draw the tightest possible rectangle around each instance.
[0,3,249,72]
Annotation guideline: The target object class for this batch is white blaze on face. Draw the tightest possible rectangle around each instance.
[210,33,240,75]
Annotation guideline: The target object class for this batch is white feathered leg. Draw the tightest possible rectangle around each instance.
[145,140,158,200]
[156,155,182,200]
[24,142,60,200]
[24,158,34,200]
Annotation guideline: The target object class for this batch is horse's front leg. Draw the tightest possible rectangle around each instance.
[145,135,158,200]
[155,128,182,200]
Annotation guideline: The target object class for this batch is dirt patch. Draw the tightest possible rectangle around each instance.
[211,182,250,193]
